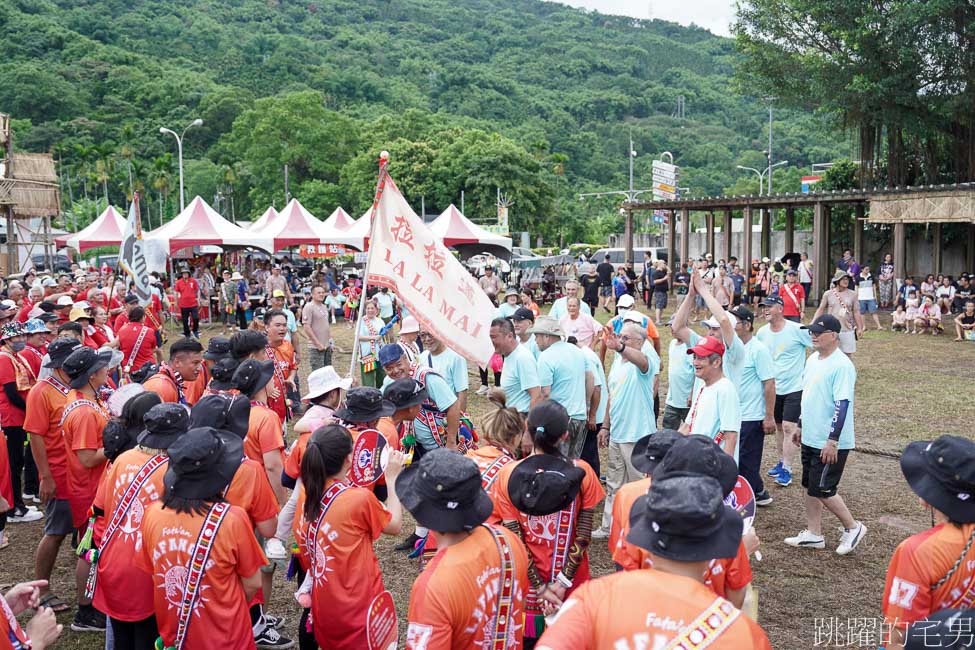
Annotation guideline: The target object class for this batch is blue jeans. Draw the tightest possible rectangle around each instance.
[738,419,766,495]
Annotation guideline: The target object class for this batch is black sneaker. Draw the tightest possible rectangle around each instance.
[393,532,421,552]
[255,625,295,648]
[755,490,774,507]
[263,613,286,629]
[71,606,107,632]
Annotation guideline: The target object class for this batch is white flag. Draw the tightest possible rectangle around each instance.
[118,193,153,305]
[367,174,495,367]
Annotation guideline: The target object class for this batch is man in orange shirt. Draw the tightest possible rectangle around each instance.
[184,336,230,406]
[537,471,772,649]
[92,403,189,648]
[264,309,297,425]
[401,449,530,650]
[232,359,286,502]
[25,337,81,612]
[143,337,204,406]
[60,345,113,632]
[116,306,159,381]
[136,427,267,650]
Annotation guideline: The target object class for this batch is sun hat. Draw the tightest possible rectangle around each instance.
[106,382,147,417]
[334,387,395,423]
[399,316,420,334]
[617,294,635,309]
[203,336,232,362]
[652,434,739,497]
[378,343,405,367]
[383,378,428,410]
[508,454,586,516]
[138,403,191,449]
[163,427,243,500]
[232,359,275,398]
[397,448,495,533]
[56,296,74,307]
[802,315,842,334]
[0,322,23,341]
[22,318,48,335]
[231,271,244,281]
[44,337,82,368]
[626,474,743,562]
[631,429,683,475]
[190,394,251,440]
[304,366,352,402]
[503,288,519,299]
[63,347,113,388]
[900,435,975,523]
[528,316,564,338]
[41,277,56,288]
[69,307,92,322]
[686,335,726,358]
[97,346,124,369]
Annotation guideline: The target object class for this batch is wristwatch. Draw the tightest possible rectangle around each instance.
[555,572,573,589]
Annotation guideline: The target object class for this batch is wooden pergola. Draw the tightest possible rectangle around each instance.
[625,184,975,298]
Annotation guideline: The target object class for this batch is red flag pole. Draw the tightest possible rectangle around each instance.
[348,151,391,381]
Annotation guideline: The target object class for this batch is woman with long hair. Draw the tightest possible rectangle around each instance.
[356,299,386,387]
[297,424,406,649]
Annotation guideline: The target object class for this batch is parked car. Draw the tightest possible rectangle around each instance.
[31,253,72,273]
[589,247,677,275]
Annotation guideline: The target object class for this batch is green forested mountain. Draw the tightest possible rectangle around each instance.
[0,0,848,242]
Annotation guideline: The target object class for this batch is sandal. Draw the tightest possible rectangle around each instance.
[38,593,70,613]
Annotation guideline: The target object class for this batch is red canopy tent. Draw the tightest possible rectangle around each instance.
[55,205,126,252]
[249,206,278,231]
[145,196,274,254]
[322,207,356,231]
[253,199,361,250]
[428,204,512,250]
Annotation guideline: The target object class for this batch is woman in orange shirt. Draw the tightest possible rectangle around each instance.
[493,400,605,642]
[299,424,406,650]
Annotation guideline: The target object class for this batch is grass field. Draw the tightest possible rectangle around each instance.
[3,301,973,649]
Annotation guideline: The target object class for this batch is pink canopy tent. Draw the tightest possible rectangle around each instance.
[322,207,356,231]
[55,205,126,252]
[428,204,512,250]
[249,206,278,231]
[145,196,274,254]
[253,199,361,251]
[342,208,373,251]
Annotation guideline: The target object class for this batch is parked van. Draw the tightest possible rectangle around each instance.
[589,247,676,275]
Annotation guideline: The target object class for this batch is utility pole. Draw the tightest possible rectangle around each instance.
[284,164,290,204]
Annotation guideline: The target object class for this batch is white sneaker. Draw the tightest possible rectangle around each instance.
[836,522,867,555]
[784,529,825,549]
[264,537,288,560]
[8,508,43,523]
[476,385,489,396]
[591,527,611,540]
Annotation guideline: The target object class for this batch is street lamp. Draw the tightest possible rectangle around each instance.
[736,161,788,195]
[159,118,203,211]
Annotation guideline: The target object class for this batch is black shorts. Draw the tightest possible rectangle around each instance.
[801,444,850,498]
[774,391,802,424]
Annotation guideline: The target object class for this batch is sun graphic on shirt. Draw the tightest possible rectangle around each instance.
[154,557,211,617]
[118,498,145,549]
[312,543,335,586]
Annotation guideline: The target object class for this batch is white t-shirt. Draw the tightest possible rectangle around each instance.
[857,275,875,301]
[686,376,741,464]
[799,261,813,283]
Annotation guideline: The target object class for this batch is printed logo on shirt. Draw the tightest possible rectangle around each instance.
[406,622,433,650]
[113,470,162,549]
[312,522,340,586]
[524,513,559,543]
[150,526,214,614]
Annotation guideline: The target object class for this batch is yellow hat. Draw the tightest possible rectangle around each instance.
[272,289,286,298]
[69,307,92,322]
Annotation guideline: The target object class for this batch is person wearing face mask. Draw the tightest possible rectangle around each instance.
[0,322,42,524]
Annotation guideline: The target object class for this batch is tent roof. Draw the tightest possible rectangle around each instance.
[253,199,362,250]
[146,196,274,254]
[55,205,126,252]
[342,208,373,251]
[249,206,278,231]
[322,207,356,231]
[428,204,512,251]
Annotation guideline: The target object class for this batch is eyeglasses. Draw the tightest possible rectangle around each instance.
[619,335,632,343]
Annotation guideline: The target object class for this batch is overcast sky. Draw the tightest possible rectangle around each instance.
[554,0,736,37]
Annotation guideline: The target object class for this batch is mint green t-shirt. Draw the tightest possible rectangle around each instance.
[739,337,775,421]
[580,346,608,424]
[537,340,588,420]
[800,350,856,450]
[607,346,659,444]
[756,320,813,395]
[500,343,540,414]
[687,377,741,463]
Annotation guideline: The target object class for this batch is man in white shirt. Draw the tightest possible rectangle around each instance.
[681,335,741,462]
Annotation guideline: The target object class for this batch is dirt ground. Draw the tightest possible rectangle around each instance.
[2,300,973,649]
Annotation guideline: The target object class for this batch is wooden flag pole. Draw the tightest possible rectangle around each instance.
[348,151,391,380]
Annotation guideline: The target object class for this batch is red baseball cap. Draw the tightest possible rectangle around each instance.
[686,335,725,357]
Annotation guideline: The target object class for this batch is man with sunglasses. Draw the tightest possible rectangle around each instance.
[418,330,469,413]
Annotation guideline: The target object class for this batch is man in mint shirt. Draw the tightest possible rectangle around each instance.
[729,306,776,506]
[574,337,607,478]
[511,308,540,359]
[593,321,658,537]
[756,295,814,488]
[490,317,540,415]
[418,331,469,413]
[549,279,591,321]
[531,316,592,459]
[379,343,459,451]
[785,315,866,556]
[683,335,741,463]
[663,316,696,429]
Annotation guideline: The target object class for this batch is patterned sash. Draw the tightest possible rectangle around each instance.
[663,596,739,650]
[170,502,231,650]
[481,452,514,490]
[18,346,42,384]
[524,496,578,638]
[265,344,292,420]
[156,365,187,406]
[87,454,168,598]
[60,398,109,428]
[307,481,352,574]
[43,374,72,397]
[0,349,32,392]
[413,366,478,451]
[361,318,380,372]
[0,587,30,649]
[484,525,517,650]
[124,325,151,375]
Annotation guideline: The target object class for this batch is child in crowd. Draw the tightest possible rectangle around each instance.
[914,295,942,335]
[891,304,908,332]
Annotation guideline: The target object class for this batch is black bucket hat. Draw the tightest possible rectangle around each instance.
[43,337,81,369]
[652,434,739,497]
[190,394,251,440]
[63,347,113,389]
[906,609,975,650]
[208,357,240,392]
[102,419,137,462]
[232,359,275,398]
[508,454,585,516]
[131,362,159,384]
[901,436,975,523]
[397,448,494,533]
[334,387,395,423]
[138,403,190,449]
[203,336,232,362]
[163,427,243,500]
[632,429,683,475]
[627,474,743,562]
[383,378,428,410]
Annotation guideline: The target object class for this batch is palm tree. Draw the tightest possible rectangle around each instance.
[73,143,95,202]
[118,125,137,207]
[151,154,175,229]
[93,142,116,208]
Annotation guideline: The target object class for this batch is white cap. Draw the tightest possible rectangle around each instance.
[42,277,56,287]
[616,294,635,309]
[56,296,74,306]
[702,312,737,329]
[304,366,352,402]
[400,316,420,334]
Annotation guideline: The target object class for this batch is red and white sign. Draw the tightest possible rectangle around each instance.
[367,171,495,368]
[349,429,390,487]
[366,590,398,650]
[299,244,348,258]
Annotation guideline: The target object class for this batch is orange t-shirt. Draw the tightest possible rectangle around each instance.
[406,525,529,650]
[284,431,311,481]
[244,401,284,466]
[143,373,179,404]
[23,377,73,499]
[493,457,605,588]
[536,569,772,650]
[267,341,296,422]
[92,448,168,621]
[61,391,110,527]
[883,523,975,630]
[300,481,392,649]
[136,502,267,650]
[183,364,209,406]
[224,458,280,527]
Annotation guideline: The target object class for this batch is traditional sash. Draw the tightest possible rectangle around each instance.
[265,344,293,420]
[60,398,109,428]
[0,349,32,392]
[663,596,740,650]
[0,586,30,649]
[18,346,42,384]
[43,374,72,397]
[156,365,187,406]
[86,454,168,599]
[684,385,706,435]
[304,481,351,627]
[167,502,231,650]
[124,325,151,376]
[413,366,478,451]
[481,451,514,490]
[783,283,803,312]
[524,497,578,638]
[484,525,517,650]
[361,318,380,373]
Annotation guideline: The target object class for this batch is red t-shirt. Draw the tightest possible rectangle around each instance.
[174,278,200,309]
[0,352,28,427]
[15,301,33,323]
[23,376,73,499]
[117,322,158,372]
[781,282,806,317]
[136,502,266,650]
[92,448,168,621]
[61,391,110,527]
[18,345,44,381]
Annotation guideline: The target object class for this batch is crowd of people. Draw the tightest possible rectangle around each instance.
[0,247,971,650]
